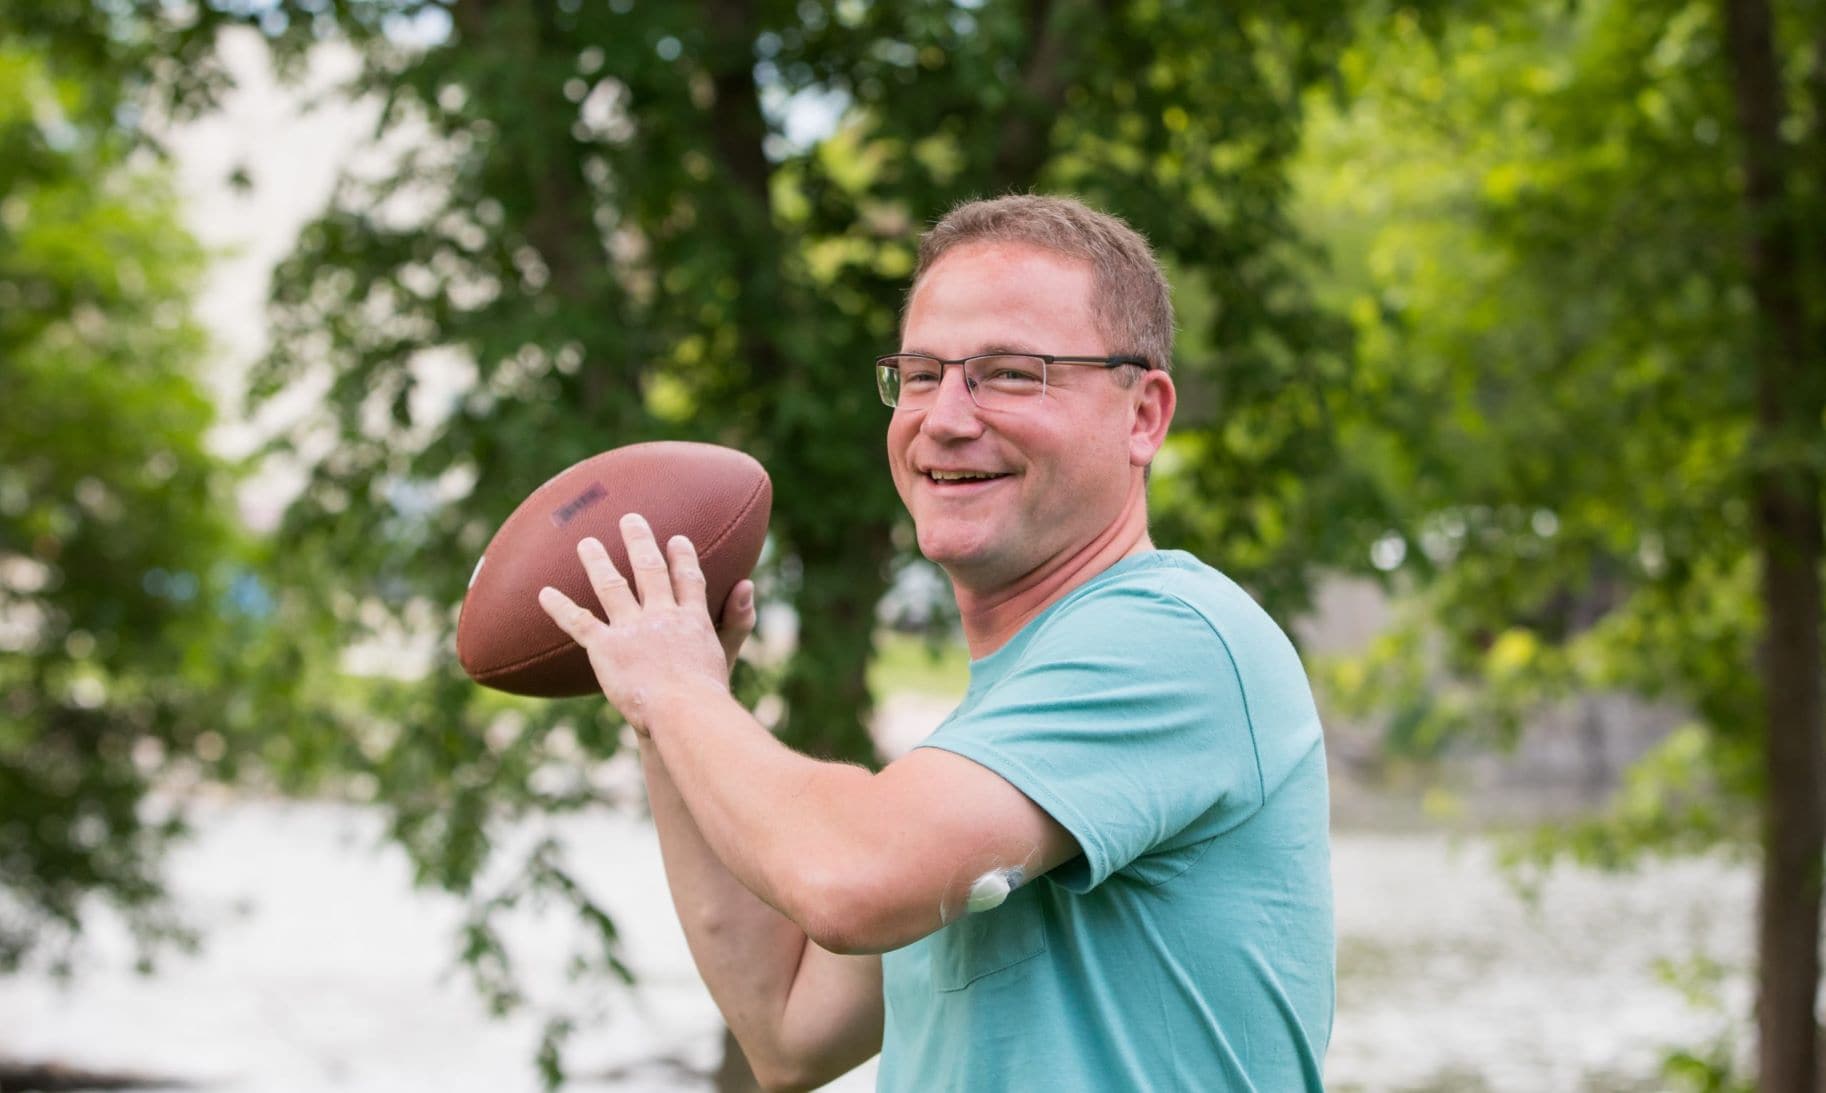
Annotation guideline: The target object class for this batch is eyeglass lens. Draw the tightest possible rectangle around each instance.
[877,355,1047,410]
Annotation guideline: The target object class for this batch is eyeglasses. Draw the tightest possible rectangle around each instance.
[875,352,1152,411]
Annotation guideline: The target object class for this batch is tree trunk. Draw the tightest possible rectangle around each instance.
[991,0,1105,187]
[1721,0,1826,1089]
[778,523,896,763]
[692,0,901,1077]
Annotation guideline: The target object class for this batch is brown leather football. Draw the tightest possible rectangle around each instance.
[456,441,771,697]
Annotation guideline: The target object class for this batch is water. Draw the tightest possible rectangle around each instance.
[1,796,1752,1091]
[1326,830,1750,1091]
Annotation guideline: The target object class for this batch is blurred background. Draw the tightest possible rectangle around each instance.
[2,0,1822,1090]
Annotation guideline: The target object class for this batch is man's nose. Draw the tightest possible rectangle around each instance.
[920,366,984,438]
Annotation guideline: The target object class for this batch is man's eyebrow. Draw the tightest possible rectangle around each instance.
[897,342,1047,358]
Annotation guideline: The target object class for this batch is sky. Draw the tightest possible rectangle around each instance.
[163,28,375,528]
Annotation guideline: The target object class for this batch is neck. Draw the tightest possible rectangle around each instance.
[952,482,1154,659]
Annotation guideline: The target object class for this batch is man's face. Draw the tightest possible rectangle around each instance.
[887,242,1148,590]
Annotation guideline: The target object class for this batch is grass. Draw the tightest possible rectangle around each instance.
[868,630,971,699]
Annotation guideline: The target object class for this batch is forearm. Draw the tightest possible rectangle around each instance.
[647,687,889,950]
[536,530,887,1080]
[638,737,811,1071]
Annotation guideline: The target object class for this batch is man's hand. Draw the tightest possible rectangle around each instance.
[537,512,756,734]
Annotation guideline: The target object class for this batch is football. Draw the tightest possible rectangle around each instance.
[457,441,772,697]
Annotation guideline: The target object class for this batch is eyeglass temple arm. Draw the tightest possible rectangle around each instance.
[1038,354,1154,370]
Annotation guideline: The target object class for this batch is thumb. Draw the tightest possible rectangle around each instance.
[717,579,757,671]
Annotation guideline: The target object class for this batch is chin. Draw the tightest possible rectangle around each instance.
[920,539,1023,589]
[915,528,990,570]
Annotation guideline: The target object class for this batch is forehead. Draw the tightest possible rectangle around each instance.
[902,242,1103,354]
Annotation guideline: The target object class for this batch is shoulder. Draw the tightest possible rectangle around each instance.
[1018,551,1324,774]
[1017,551,1275,668]
[953,554,1254,724]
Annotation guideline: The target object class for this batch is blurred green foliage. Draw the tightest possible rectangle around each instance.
[1303,0,1822,864]
[1301,4,1822,1080]
[0,29,228,972]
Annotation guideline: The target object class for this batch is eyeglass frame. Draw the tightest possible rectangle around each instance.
[874,351,1155,410]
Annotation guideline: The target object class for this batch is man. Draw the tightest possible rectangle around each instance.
[538,194,1334,1090]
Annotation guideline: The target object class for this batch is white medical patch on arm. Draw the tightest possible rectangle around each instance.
[965,866,1025,913]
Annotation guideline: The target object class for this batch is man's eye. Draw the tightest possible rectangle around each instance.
[902,370,942,386]
[977,358,1043,385]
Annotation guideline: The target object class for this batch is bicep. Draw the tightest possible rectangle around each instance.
[833,747,1080,948]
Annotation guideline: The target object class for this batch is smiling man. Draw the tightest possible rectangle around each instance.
[539,195,1334,1091]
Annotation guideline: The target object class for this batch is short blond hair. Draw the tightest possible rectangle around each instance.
[908,194,1174,376]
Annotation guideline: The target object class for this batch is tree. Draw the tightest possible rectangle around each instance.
[0,10,393,1062]
[0,27,229,973]
[1300,1,1824,1084]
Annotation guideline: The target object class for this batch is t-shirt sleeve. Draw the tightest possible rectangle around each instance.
[917,582,1266,891]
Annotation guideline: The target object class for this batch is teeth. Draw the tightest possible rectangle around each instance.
[930,471,1002,481]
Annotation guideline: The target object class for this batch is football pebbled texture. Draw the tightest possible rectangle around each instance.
[457,441,771,697]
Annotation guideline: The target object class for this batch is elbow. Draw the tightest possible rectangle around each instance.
[801,916,877,958]
[751,1061,822,1093]
[720,1011,823,1093]
[742,1024,854,1093]
[786,862,917,956]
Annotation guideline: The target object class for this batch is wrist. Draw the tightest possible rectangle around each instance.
[643,674,736,739]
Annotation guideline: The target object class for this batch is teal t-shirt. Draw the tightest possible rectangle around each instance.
[878,551,1334,1092]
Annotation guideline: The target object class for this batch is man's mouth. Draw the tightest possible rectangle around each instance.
[925,469,1011,484]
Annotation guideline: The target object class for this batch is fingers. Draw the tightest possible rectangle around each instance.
[717,579,756,669]
[538,585,608,645]
[575,520,714,625]
[619,513,675,608]
[577,536,639,619]
[667,534,709,612]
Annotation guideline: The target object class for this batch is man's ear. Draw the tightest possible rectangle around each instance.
[1129,370,1176,466]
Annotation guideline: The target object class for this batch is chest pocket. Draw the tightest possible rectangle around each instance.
[930,881,1047,992]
